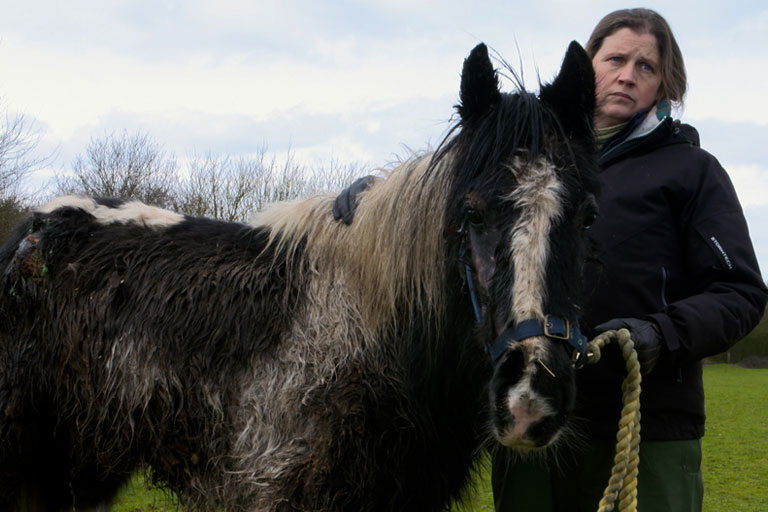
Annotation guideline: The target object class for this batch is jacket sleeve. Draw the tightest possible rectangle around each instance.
[647,152,768,363]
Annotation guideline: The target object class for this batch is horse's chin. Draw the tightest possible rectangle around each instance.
[495,415,565,450]
[498,435,557,452]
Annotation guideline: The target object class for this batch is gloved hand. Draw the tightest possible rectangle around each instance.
[332,175,376,225]
[595,317,662,375]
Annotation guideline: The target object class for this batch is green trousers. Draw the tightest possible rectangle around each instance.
[491,438,703,512]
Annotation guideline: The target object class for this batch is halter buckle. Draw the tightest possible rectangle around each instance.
[543,315,570,340]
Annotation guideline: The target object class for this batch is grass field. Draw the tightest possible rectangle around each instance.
[113,364,767,511]
[699,365,768,511]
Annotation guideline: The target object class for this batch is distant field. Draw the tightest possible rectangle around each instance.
[708,305,768,365]
[113,364,768,511]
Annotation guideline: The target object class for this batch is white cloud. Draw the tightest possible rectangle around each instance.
[686,57,768,126]
[0,30,466,141]
[728,164,768,207]
[677,7,768,125]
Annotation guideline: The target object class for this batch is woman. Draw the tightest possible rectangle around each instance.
[491,8,767,511]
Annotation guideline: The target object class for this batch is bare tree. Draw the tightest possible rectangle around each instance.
[177,153,267,221]
[251,151,370,210]
[305,157,370,195]
[0,197,28,242]
[0,107,48,240]
[54,129,369,223]
[177,147,369,221]
[0,110,45,202]
[56,130,178,207]
[258,150,308,208]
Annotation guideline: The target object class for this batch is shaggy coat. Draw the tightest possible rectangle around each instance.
[0,42,599,511]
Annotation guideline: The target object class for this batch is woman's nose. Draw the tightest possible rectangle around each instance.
[617,65,636,85]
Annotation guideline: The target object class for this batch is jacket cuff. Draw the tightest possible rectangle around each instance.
[647,312,680,352]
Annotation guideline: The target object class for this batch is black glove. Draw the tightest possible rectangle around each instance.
[332,175,376,225]
[595,317,662,375]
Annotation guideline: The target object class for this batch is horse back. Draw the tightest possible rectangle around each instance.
[0,198,306,510]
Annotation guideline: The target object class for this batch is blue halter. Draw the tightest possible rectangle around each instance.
[461,260,588,369]
[486,315,588,368]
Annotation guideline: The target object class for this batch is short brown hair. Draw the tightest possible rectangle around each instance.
[586,8,687,107]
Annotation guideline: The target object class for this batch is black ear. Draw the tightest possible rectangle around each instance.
[539,41,595,141]
[457,43,501,124]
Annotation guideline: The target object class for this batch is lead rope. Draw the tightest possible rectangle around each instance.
[586,328,642,512]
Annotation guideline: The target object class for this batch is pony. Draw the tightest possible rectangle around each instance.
[0,41,599,511]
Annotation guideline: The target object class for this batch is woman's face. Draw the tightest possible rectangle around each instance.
[591,27,663,129]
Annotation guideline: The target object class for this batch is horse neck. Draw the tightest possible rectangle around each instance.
[249,154,456,336]
[342,155,454,331]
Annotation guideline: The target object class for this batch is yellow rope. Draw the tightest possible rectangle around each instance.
[586,328,642,512]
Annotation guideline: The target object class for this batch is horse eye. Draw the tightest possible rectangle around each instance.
[465,207,484,226]
[583,207,598,229]
[581,195,599,230]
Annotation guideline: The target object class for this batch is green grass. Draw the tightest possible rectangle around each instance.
[113,365,768,511]
[700,365,768,511]
[112,475,177,512]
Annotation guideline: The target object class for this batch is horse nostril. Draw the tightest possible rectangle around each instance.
[495,347,525,386]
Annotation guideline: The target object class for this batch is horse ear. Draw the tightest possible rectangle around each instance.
[539,41,596,141]
[457,43,501,123]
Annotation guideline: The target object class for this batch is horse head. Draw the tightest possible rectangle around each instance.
[446,42,599,449]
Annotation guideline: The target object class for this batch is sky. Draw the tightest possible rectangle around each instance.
[1,0,767,277]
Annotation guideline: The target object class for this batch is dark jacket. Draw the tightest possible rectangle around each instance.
[578,111,768,440]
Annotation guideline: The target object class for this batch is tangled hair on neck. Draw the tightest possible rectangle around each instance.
[250,153,453,335]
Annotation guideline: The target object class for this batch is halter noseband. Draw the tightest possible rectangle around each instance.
[486,316,588,368]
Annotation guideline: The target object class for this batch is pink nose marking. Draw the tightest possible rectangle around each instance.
[506,392,549,440]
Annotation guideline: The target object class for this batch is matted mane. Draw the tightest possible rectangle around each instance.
[250,153,452,335]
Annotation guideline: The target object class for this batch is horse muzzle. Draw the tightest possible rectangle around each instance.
[488,316,582,449]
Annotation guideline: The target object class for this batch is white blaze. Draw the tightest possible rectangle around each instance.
[505,158,564,324]
[497,158,565,448]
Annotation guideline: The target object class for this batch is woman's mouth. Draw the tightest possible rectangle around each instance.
[610,92,633,102]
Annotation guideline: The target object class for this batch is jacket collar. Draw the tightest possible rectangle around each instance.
[599,100,677,165]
